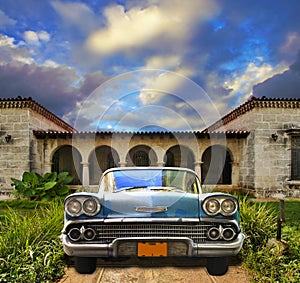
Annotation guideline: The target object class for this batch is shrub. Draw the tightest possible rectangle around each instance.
[0,201,66,282]
[239,197,300,283]
[239,197,277,251]
[11,171,73,201]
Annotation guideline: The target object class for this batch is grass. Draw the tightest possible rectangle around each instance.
[239,198,300,283]
[0,200,66,282]
[265,200,300,228]
[0,198,299,282]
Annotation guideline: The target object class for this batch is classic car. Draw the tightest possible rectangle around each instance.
[61,167,244,276]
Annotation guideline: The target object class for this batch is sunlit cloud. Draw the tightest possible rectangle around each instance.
[223,61,289,101]
[85,0,219,55]
[23,30,51,46]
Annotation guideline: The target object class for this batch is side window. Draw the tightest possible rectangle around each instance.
[291,136,300,180]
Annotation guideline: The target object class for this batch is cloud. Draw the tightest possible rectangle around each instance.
[85,0,219,55]
[280,32,300,62]
[253,53,300,99]
[23,30,50,46]
[51,1,97,33]
[0,34,34,65]
[223,61,289,101]
[0,61,79,115]
[0,9,16,28]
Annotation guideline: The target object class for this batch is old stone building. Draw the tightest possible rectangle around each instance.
[0,96,299,198]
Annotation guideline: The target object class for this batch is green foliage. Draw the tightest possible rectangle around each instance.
[0,201,66,282]
[11,171,73,201]
[239,197,277,251]
[239,198,300,283]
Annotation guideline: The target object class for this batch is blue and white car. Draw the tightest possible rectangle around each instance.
[61,167,244,275]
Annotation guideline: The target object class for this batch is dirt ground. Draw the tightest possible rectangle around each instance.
[57,257,252,283]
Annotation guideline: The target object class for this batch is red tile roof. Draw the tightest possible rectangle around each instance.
[0,97,77,132]
[206,96,300,131]
[33,129,249,139]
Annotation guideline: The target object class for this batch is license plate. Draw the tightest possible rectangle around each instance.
[138,242,167,257]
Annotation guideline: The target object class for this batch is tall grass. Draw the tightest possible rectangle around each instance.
[239,197,277,251]
[0,201,66,282]
[239,197,300,283]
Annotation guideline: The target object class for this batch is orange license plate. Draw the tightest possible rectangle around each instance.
[138,242,167,257]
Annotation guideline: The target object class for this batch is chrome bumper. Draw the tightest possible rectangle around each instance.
[61,233,244,258]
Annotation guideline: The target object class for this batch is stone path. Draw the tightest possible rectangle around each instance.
[58,258,252,283]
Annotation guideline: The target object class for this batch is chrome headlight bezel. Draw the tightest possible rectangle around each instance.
[202,196,238,216]
[65,196,101,217]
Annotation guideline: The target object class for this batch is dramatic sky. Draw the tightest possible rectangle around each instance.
[0,0,300,132]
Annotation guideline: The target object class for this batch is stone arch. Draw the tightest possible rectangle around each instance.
[88,146,120,185]
[164,145,195,170]
[201,145,232,185]
[126,145,158,166]
[51,145,82,185]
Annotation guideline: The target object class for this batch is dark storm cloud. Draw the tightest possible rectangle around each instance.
[253,53,300,99]
[0,62,79,117]
[0,62,111,123]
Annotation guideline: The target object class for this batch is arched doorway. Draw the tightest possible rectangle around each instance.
[51,145,82,185]
[89,146,120,185]
[164,145,195,170]
[127,145,157,166]
[201,145,232,185]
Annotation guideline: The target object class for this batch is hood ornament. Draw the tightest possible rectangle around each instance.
[136,206,168,213]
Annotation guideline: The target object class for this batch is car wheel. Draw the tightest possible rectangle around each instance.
[74,257,97,274]
[206,257,228,276]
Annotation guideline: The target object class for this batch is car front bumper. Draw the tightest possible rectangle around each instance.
[61,233,244,258]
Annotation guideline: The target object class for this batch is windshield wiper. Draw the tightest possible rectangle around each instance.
[115,186,148,192]
[148,187,185,192]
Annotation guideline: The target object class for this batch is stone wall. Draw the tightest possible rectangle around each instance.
[253,107,300,198]
[0,108,31,192]
[221,106,300,198]
[0,107,75,193]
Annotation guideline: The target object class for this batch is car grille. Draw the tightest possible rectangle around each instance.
[66,221,237,243]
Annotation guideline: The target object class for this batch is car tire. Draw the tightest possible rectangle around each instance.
[74,257,97,274]
[206,257,228,276]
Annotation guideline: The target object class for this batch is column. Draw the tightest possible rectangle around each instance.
[157,161,165,167]
[119,161,127,167]
[44,162,53,173]
[81,162,90,188]
[194,161,203,181]
[231,162,239,186]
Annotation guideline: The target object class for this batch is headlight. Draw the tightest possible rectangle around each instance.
[66,199,82,217]
[203,196,237,216]
[221,199,236,216]
[65,196,101,217]
[205,199,220,215]
[83,198,100,216]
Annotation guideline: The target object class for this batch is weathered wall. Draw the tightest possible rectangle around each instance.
[221,106,300,197]
[0,108,31,191]
[0,106,75,192]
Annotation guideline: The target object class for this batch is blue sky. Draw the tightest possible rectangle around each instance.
[0,0,299,131]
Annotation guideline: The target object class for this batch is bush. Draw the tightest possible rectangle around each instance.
[239,197,300,283]
[0,201,66,282]
[11,171,73,201]
[239,197,277,251]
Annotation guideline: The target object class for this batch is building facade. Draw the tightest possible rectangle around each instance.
[0,97,299,198]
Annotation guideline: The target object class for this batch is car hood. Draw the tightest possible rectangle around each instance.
[102,191,199,218]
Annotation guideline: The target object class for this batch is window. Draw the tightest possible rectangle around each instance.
[133,150,149,166]
[291,136,300,180]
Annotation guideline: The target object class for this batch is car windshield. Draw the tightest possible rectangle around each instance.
[99,168,201,194]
